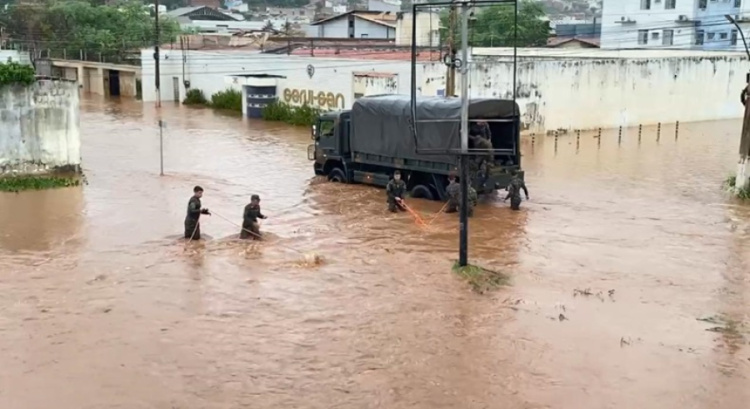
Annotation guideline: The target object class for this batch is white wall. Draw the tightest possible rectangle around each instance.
[0,81,81,175]
[354,18,395,39]
[141,49,749,132]
[317,18,349,37]
[140,49,420,108]
[601,0,696,49]
[462,53,747,131]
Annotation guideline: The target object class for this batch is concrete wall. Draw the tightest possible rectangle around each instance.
[0,80,81,175]
[140,48,749,132]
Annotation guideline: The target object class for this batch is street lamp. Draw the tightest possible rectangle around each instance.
[725,14,750,59]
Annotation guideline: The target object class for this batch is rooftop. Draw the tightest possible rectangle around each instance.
[310,10,398,28]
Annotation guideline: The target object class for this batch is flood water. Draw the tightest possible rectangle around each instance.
[1,98,748,409]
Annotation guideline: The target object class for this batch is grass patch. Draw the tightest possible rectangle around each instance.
[0,175,81,192]
[183,89,208,106]
[452,261,510,293]
[210,89,242,112]
[723,175,750,199]
[262,101,322,127]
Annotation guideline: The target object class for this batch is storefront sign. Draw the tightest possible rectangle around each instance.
[282,88,345,110]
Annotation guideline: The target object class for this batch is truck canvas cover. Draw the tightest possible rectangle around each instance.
[350,95,519,164]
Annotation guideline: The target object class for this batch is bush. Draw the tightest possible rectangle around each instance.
[183,88,208,105]
[0,61,36,88]
[262,101,321,127]
[0,175,81,192]
[210,88,242,112]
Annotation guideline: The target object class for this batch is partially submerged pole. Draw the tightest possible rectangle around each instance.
[737,78,750,193]
[458,1,470,267]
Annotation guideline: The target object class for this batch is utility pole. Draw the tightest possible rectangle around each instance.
[446,3,457,96]
[458,1,470,267]
[738,75,750,191]
[154,0,162,108]
[725,15,750,192]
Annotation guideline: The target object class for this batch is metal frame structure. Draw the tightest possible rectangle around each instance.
[408,0,520,267]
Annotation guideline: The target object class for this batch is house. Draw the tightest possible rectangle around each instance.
[548,22,600,48]
[547,37,600,48]
[601,0,750,50]
[167,6,269,33]
[307,10,397,39]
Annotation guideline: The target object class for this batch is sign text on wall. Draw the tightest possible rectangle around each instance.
[283,88,345,110]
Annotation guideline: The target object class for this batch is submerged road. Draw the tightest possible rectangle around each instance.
[0,98,748,409]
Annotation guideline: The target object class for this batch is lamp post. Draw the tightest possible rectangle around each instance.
[725,14,750,193]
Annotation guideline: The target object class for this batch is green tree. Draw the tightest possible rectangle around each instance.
[442,1,549,48]
[0,0,180,61]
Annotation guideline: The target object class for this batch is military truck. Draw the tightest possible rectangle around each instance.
[307,95,523,201]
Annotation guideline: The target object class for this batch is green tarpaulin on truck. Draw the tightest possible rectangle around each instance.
[350,95,519,165]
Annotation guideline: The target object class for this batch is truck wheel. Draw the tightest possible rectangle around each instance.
[410,184,434,200]
[328,168,346,183]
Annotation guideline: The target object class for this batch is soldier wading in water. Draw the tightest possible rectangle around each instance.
[386,170,407,212]
[240,194,267,240]
[184,186,211,240]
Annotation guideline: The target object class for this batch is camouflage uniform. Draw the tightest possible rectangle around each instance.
[386,178,407,212]
[184,196,210,240]
[504,174,529,211]
[445,178,477,217]
[241,197,266,240]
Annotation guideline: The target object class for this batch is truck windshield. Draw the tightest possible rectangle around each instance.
[319,120,335,138]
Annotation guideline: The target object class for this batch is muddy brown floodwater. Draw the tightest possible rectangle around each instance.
[1,97,749,409]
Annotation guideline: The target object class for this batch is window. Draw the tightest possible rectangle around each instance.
[360,34,369,38]
[665,0,676,9]
[735,0,742,8]
[652,31,660,39]
[707,32,715,40]
[638,29,649,44]
[732,29,738,45]
[696,30,705,45]
[641,0,651,10]
[698,0,707,9]
[319,120,335,138]
[720,32,728,40]
[663,29,674,45]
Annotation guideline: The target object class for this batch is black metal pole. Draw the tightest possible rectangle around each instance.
[154,0,161,107]
[459,155,469,266]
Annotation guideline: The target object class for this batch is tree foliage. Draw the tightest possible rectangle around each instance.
[0,0,181,60]
[442,1,550,47]
[0,61,36,87]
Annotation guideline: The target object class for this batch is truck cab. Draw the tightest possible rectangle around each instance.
[310,111,351,180]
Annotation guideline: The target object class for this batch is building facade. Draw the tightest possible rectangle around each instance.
[307,11,397,39]
[601,0,750,50]
[140,47,748,132]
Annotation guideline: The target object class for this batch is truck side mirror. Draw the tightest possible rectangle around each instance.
[311,124,316,140]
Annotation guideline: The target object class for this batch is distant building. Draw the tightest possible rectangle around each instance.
[168,6,271,34]
[601,0,750,50]
[395,12,440,47]
[307,10,397,39]
[548,21,600,48]
[368,0,401,13]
